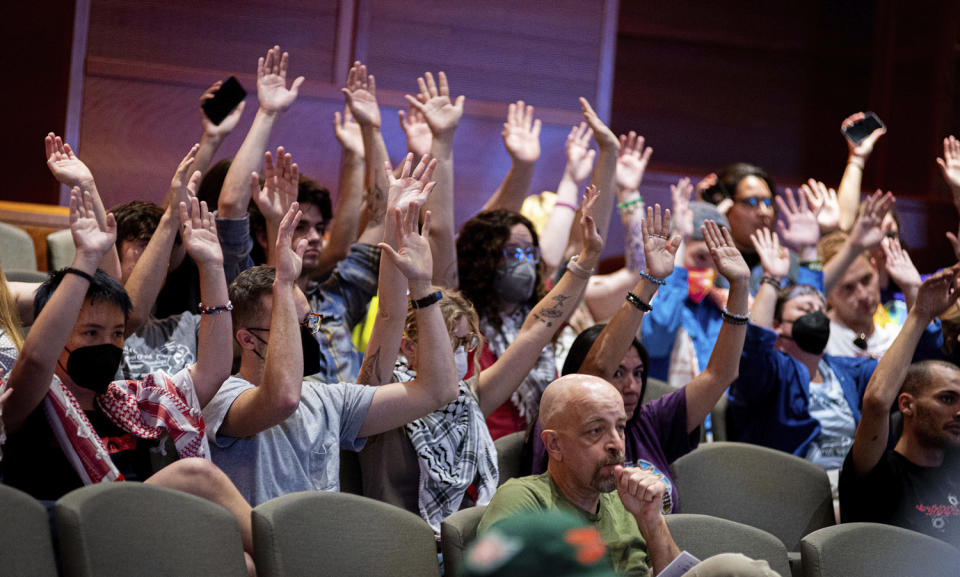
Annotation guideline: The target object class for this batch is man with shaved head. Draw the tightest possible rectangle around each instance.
[480,374,777,576]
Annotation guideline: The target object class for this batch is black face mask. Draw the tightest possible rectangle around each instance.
[300,325,324,378]
[65,344,124,395]
[791,311,831,355]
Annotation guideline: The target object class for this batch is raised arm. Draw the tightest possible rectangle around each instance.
[406,70,465,288]
[823,190,895,295]
[356,154,437,387]
[44,133,121,279]
[837,112,886,231]
[850,265,960,476]
[684,221,751,432]
[801,179,841,238]
[580,98,621,243]
[218,46,304,219]
[482,100,541,212]
[580,204,681,380]
[539,123,595,273]
[880,237,922,311]
[219,204,306,437]
[180,196,232,407]
[3,188,116,433]
[311,108,366,275]
[937,135,960,214]
[476,187,604,417]
[190,81,246,178]
[250,147,298,267]
[749,228,789,329]
[775,187,821,264]
[124,145,199,333]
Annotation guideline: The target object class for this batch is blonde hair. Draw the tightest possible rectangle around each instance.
[403,288,484,379]
[0,267,24,352]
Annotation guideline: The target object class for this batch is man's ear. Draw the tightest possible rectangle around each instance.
[898,392,915,417]
[236,328,258,352]
[255,229,268,251]
[542,429,562,463]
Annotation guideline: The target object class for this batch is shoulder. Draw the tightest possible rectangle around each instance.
[479,474,553,533]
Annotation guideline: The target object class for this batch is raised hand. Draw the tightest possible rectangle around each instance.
[251,147,299,225]
[341,60,380,128]
[398,101,432,156]
[849,189,896,249]
[703,220,750,283]
[670,177,694,240]
[275,202,306,284]
[501,100,541,164]
[334,107,364,158]
[842,111,886,161]
[579,97,618,149]
[614,465,667,527]
[695,173,717,201]
[179,186,222,267]
[801,178,840,235]
[563,122,596,183]
[385,153,437,211]
[775,187,820,252]
[379,205,433,283]
[69,187,116,262]
[164,144,200,210]
[616,131,653,191]
[257,46,304,114]
[578,185,604,260]
[937,135,960,193]
[405,71,465,138]
[750,228,790,280]
[913,263,960,320]
[641,203,682,281]
[200,81,246,137]
[45,132,94,188]
[881,237,922,290]
[946,225,960,262]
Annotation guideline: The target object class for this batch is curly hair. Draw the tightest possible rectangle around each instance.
[702,162,777,206]
[249,175,332,264]
[456,210,546,334]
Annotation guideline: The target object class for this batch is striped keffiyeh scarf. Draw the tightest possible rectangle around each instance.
[42,370,208,485]
[395,360,499,532]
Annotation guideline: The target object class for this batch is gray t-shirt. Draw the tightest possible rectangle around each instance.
[805,359,857,469]
[119,313,201,381]
[203,374,376,506]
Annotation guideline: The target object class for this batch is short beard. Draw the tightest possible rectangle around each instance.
[591,452,625,493]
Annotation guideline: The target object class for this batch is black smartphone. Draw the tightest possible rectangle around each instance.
[202,76,247,125]
[842,111,885,145]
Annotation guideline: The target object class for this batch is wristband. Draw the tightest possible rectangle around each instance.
[638,270,666,286]
[199,301,234,315]
[626,292,652,312]
[554,201,578,212]
[761,276,782,290]
[617,197,644,213]
[410,291,442,310]
[63,267,95,283]
[721,307,751,325]
[565,255,594,280]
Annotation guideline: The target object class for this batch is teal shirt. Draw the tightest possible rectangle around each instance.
[479,473,649,576]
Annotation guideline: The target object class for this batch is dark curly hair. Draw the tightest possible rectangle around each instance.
[702,162,776,206]
[456,210,546,334]
[249,175,332,264]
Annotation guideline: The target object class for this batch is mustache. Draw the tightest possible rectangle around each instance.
[602,452,625,467]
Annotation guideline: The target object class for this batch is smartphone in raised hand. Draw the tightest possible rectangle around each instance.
[202,76,247,126]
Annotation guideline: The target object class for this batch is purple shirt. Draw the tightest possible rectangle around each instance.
[531,388,699,512]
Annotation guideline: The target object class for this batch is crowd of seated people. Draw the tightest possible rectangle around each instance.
[2,43,960,576]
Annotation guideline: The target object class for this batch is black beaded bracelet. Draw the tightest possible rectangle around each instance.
[721,307,750,325]
[626,292,652,312]
[410,291,443,309]
[760,276,782,290]
[63,267,95,283]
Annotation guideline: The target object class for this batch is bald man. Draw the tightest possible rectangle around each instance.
[479,374,777,577]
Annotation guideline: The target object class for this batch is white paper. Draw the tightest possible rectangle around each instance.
[656,550,701,577]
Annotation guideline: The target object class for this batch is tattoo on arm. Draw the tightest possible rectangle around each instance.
[368,184,386,225]
[533,294,572,327]
[357,346,383,386]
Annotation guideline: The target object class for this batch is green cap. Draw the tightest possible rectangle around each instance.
[461,510,618,577]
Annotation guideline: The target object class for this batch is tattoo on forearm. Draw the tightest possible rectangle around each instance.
[625,218,646,272]
[369,184,386,225]
[533,294,572,327]
[357,346,383,385]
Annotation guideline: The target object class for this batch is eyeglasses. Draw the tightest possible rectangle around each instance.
[452,333,481,352]
[735,197,773,209]
[503,246,541,265]
[301,312,323,335]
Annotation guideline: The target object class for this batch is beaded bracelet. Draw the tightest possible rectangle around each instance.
[617,196,644,213]
[63,267,95,283]
[721,307,751,325]
[199,301,234,315]
[638,270,666,286]
[554,201,579,212]
[760,276,782,290]
[626,292,652,312]
[565,255,594,279]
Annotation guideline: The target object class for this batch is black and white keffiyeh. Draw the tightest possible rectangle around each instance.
[395,359,499,532]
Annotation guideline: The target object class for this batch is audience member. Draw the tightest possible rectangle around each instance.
[841,265,960,546]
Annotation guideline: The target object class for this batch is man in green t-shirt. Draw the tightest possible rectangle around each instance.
[479,374,776,577]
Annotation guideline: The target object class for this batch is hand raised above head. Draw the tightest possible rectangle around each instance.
[800,178,840,236]
[385,152,437,211]
[750,228,789,281]
[842,111,886,160]
[703,220,750,284]
[164,143,200,210]
[405,70,464,138]
[45,132,94,188]
[274,202,306,284]
[379,205,433,283]
[501,100,541,164]
[179,178,222,267]
[616,131,653,191]
[913,263,960,320]
[334,107,364,158]
[640,204,681,281]
[257,45,305,114]
[564,122,596,183]
[252,147,298,225]
[670,177,694,240]
[69,187,116,263]
[578,185,604,260]
[849,189,895,250]
[937,135,960,192]
[200,80,246,137]
[579,97,618,149]
[775,187,820,251]
[341,60,380,128]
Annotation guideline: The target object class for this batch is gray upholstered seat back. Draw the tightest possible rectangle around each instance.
[666,513,791,576]
[0,485,58,577]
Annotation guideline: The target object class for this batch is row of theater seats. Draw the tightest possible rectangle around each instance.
[4,478,958,577]
[0,220,74,280]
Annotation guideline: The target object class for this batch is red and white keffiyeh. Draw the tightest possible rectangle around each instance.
[42,370,208,485]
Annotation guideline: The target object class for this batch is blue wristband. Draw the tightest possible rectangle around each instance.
[638,270,666,286]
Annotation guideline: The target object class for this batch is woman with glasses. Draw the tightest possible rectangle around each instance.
[358,190,604,531]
